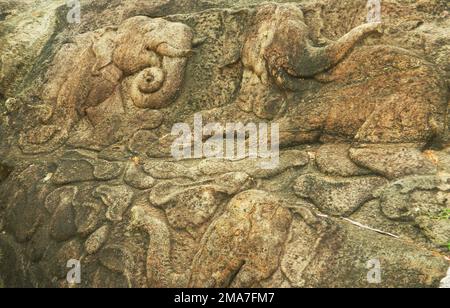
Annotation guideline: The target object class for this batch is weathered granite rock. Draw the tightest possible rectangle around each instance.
[316,143,371,177]
[349,200,427,243]
[349,144,438,179]
[281,214,448,288]
[196,149,309,178]
[93,185,134,222]
[85,225,109,255]
[0,0,449,288]
[376,174,450,250]
[416,216,450,248]
[294,173,388,216]
[377,174,450,222]
[189,190,293,288]
[123,162,156,190]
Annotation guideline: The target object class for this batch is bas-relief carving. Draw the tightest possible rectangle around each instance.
[1,3,449,288]
[237,3,446,147]
[19,16,194,153]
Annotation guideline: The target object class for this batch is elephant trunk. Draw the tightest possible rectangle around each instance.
[321,22,382,71]
[130,56,188,109]
[269,22,382,83]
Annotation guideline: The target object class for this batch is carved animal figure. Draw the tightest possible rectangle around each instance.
[237,3,383,119]
[20,16,193,154]
[236,3,447,151]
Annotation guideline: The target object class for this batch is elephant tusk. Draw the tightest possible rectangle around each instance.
[192,36,207,47]
[156,42,193,58]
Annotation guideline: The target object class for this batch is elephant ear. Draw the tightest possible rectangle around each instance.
[91,28,117,75]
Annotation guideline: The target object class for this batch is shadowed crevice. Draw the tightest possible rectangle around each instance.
[0,163,12,183]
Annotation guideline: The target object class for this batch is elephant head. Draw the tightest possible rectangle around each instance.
[243,3,382,90]
[93,16,194,109]
[20,16,193,154]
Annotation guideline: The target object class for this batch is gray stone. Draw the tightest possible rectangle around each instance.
[294,173,388,216]
[376,174,450,221]
[316,144,371,177]
[349,144,438,179]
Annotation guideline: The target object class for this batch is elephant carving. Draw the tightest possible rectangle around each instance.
[237,3,383,119]
[236,3,447,148]
[19,16,194,154]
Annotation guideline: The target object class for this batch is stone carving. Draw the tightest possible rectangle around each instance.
[376,174,450,222]
[195,150,309,178]
[281,213,448,288]
[235,3,447,153]
[237,3,382,119]
[294,173,388,216]
[315,144,371,177]
[19,16,193,153]
[3,164,50,243]
[124,162,156,190]
[149,172,253,226]
[85,225,110,255]
[51,150,124,184]
[143,161,198,180]
[1,0,450,288]
[130,202,186,287]
[275,44,447,146]
[93,185,134,222]
[46,186,79,242]
[189,190,292,287]
[132,172,255,287]
[349,144,438,179]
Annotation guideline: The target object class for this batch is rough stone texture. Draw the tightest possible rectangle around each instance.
[349,144,438,179]
[316,143,371,177]
[294,173,388,216]
[0,0,449,288]
[281,215,448,288]
[376,174,450,249]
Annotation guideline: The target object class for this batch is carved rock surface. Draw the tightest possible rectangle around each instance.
[377,174,450,222]
[294,173,388,216]
[189,190,293,288]
[0,0,449,288]
[349,145,438,180]
[316,144,371,177]
[282,215,448,288]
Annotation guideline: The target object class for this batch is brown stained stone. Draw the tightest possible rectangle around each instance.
[189,190,293,288]
[0,0,449,288]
